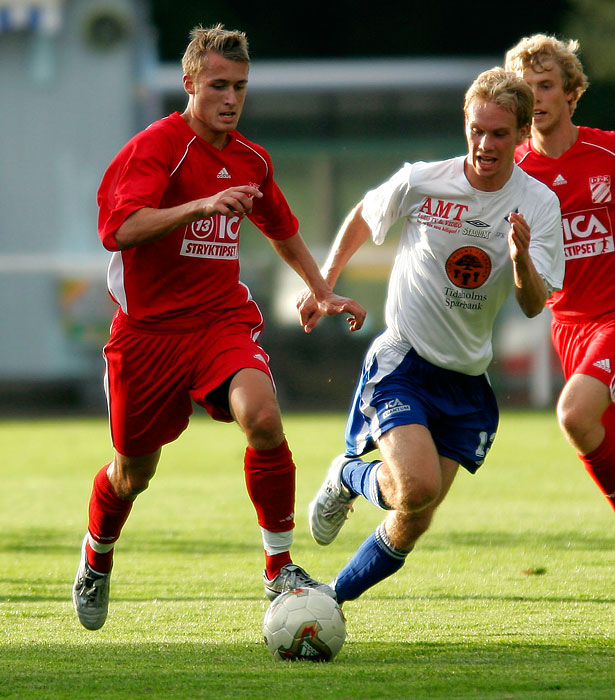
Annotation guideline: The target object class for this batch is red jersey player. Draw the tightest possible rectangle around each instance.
[506,35,615,512]
[72,24,365,630]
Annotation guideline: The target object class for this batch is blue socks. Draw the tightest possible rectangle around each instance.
[341,458,391,510]
[333,524,413,604]
[335,458,411,604]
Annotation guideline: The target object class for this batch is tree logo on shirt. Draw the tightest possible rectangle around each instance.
[445,246,491,289]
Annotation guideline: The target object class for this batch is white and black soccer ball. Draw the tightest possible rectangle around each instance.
[263,588,346,661]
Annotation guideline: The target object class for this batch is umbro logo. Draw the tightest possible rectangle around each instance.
[466,219,490,227]
[217,168,231,179]
[593,359,612,373]
[552,174,567,186]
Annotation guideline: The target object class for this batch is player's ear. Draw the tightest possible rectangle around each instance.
[516,123,530,145]
[183,74,195,95]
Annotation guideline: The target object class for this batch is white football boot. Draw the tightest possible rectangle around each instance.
[309,455,358,546]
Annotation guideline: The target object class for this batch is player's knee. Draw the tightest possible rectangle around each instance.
[126,478,150,500]
[111,454,158,500]
[114,467,154,500]
[241,402,284,449]
[557,401,593,444]
[394,479,440,514]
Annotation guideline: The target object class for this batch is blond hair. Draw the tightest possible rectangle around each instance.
[181,23,249,78]
[464,67,534,128]
[505,34,588,115]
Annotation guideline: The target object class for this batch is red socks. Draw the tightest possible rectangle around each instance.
[85,440,298,579]
[86,465,133,573]
[265,552,292,580]
[581,405,615,512]
[244,439,296,532]
[244,439,295,578]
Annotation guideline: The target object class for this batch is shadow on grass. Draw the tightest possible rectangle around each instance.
[3,525,613,558]
[1,640,614,700]
[420,530,615,552]
[0,530,256,556]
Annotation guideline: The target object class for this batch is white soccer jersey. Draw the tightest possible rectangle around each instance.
[361,156,565,375]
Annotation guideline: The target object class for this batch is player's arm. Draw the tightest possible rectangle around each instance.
[295,201,371,333]
[320,202,372,287]
[113,185,262,249]
[270,229,366,333]
[507,211,549,317]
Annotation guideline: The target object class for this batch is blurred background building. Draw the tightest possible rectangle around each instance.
[1,0,612,415]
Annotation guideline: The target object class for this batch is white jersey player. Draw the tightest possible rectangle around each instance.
[366,155,562,376]
[299,68,564,606]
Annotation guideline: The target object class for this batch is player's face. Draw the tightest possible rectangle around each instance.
[464,99,529,192]
[522,62,574,136]
[183,51,249,147]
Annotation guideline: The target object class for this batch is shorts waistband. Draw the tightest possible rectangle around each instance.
[114,309,217,335]
[552,311,615,327]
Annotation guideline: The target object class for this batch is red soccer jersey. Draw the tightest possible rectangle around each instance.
[515,126,615,322]
[97,112,299,328]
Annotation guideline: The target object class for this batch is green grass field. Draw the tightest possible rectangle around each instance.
[1,411,614,699]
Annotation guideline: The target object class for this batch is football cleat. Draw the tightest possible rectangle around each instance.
[264,563,336,601]
[72,534,111,630]
[309,454,358,545]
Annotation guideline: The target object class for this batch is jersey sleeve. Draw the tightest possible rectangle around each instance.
[361,163,414,245]
[523,183,565,293]
[247,150,299,240]
[97,129,176,251]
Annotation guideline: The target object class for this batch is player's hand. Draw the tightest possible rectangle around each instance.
[200,185,262,219]
[296,289,323,332]
[297,289,366,334]
[507,210,531,263]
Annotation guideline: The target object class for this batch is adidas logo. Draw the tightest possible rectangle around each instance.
[552,174,567,186]
[593,359,612,373]
[217,168,231,179]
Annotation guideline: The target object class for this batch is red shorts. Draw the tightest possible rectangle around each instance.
[103,306,274,457]
[552,314,615,402]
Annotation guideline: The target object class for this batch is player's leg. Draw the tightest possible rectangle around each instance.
[320,347,496,603]
[228,367,333,598]
[311,423,449,542]
[553,317,615,511]
[231,368,292,576]
[86,450,161,573]
[73,449,161,630]
[73,321,193,629]
[332,427,459,604]
[557,373,611,453]
[557,373,615,511]
[375,424,448,516]
[310,340,444,545]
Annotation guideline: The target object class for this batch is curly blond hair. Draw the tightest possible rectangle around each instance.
[505,34,588,115]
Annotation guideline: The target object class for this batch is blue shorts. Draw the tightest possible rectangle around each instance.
[344,337,499,473]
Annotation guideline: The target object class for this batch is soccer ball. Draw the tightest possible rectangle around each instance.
[263,588,346,661]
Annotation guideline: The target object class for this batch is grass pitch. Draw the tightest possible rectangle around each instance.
[1,410,614,699]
